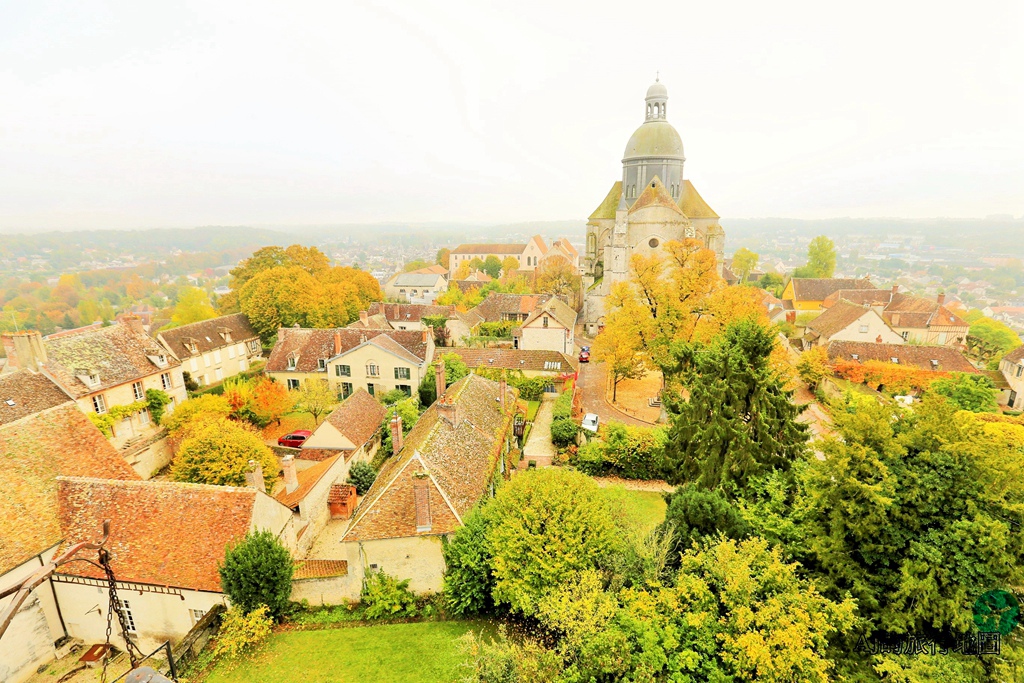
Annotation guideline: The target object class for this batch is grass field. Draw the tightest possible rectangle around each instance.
[204,621,491,683]
[598,486,667,533]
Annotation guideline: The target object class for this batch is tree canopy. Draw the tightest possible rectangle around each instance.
[171,417,278,487]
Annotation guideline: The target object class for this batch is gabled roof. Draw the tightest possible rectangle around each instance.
[468,293,553,323]
[363,334,425,365]
[342,374,516,542]
[521,297,578,331]
[789,278,875,302]
[367,302,456,323]
[827,341,978,373]
[589,182,624,221]
[629,176,684,216]
[549,238,579,259]
[388,272,447,288]
[157,313,259,360]
[276,453,341,509]
[807,301,880,339]
[54,477,258,592]
[677,180,719,219]
[44,322,180,397]
[451,243,528,255]
[449,349,578,373]
[884,293,969,329]
[0,370,73,426]
[266,328,430,373]
[1003,346,1024,364]
[323,388,387,449]
[293,559,348,579]
[0,405,140,575]
[409,264,449,276]
[822,288,893,308]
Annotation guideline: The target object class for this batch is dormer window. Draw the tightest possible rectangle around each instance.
[930,360,939,369]
[219,327,232,342]
[851,354,859,360]
[287,356,297,370]
[543,316,549,328]
[318,359,327,371]
[890,357,899,364]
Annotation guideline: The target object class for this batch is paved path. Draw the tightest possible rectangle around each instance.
[522,395,556,466]
[591,476,675,492]
[577,361,651,428]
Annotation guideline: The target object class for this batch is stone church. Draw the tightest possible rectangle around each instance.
[582,80,725,335]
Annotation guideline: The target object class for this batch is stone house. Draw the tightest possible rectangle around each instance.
[274,452,350,555]
[514,297,577,354]
[155,313,262,387]
[338,371,518,594]
[999,346,1024,410]
[465,293,558,326]
[348,302,473,346]
[448,348,578,394]
[0,385,140,683]
[448,236,548,277]
[540,238,580,270]
[383,272,448,303]
[266,328,434,400]
[821,287,969,346]
[51,477,296,654]
[781,278,876,312]
[300,388,387,464]
[1,322,188,478]
[802,301,904,349]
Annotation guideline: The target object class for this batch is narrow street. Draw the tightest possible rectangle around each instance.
[576,361,651,428]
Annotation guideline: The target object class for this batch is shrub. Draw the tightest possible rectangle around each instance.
[796,346,831,390]
[145,389,172,425]
[379,388,409,406]
[347,461,377,495]
[511,377,547,402]
[551,391,573,421]
[550,418,578,448]
[212,605,273,661]
[219,530,294,618]
[171,417,278,487]
[601,423,667,480]
[572,441,607,475]
[360,570,418,619]
[660,485,750,561]
[163,394,233,436]
[442,508,494,616]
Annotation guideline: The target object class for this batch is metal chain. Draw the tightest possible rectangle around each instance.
[99,548,144,674]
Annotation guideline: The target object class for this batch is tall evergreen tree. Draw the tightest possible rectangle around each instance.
[663,318,807,495]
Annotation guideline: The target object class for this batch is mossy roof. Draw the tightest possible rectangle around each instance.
[677,180,719,219]
[589,181,623,220]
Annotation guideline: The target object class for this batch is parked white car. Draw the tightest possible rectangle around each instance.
[581,413,599,433]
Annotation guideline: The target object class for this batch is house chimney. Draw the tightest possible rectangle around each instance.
[876,335,883,344]
[435,360,445,402]
[891,284,899,295]
[282,453,299,494]
[1,331,47,372]
[390,414,403,454]
[499,377,507,413]
[122,315,146,336]
[334,331,342,356]
[422,328,429,344]
[937,292,946,306]
[245,459,266,493]
[359,310,368,326]
[436,399,459,427]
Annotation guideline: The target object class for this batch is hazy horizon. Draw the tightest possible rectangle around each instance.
[2,0,1022,232]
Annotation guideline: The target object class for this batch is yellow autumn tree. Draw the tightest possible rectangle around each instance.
[592,284,648,401]
[171,417,278,487]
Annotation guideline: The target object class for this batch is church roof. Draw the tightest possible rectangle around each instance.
[589,181,622,221]
[677,180,719,219]
[629,177,683,215]
[623,120,684,160]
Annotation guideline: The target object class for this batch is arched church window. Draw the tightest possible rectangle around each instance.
[646,104,651,118]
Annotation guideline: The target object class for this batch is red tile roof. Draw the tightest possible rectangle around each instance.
[276,453,341,509]
[0,404,139,574]
[157,313,259,360]
[293,559,348,579]
[451,244,527,255]
[0,370,73,426]
[1004,346,1024,364]
[789,278,875,302]
[468,293,554,323]
[807,301,877,339]
[827,341,978,373]
[450,348,578,373]
[266,328,429,373]
[54,478,258,592]
[323,389,386,449]
[366,302,456,324]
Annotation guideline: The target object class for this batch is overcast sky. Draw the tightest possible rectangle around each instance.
[1,0,1022,231]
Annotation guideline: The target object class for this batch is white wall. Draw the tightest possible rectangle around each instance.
[342,535,448,595]
[0,548,63,683]
[520,325,572,354]
[825,310,904,346]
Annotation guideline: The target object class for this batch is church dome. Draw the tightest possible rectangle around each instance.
[646,81,668,100]
[623,120,684,160]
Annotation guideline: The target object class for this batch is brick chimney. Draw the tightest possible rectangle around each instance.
[359,310,368,326]
[390,414,403,454]
[435,360,445,402]
[121,315,146,336]
[499,377,507,413]
[245,459,266,493]
[436,399,459,427]
[333,331,342,356]
[891,284,899,295]
[422,328,430,344]
[876,335,883,343]
[937,292,946,306]
[1,331,47,373]
[282,453,299,494]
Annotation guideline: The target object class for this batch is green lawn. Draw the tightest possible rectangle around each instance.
[525,400,540,421]
[598,486,668,533]
[204,621,490,683]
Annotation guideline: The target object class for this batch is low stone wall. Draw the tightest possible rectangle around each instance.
[291,575,360,606]
[122,433,172,479]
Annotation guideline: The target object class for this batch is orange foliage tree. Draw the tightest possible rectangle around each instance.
[832,359,945,394]
[251,377,293,426]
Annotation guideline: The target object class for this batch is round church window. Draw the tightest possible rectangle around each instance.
[648,238,659,248]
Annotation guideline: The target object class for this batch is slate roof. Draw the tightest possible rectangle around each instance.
[54,477,257,592]
[827,341,978,373]
[276,453,341,509]
[266,328,429,373]
[789,278,876,302]
[629,177,684,215]
[0,405,139,575]
[323,388,386,450]
[677,180,720,219]
[157,313,259,359]
[44,322,180,398]
[451,243,527,255]
[342,374,516,542]
[449,349,578,373]
[0,370,73,426]
[806,301,878,339]
[468,293,553,323]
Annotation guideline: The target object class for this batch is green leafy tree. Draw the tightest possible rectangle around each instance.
[169,286,216,327]
[294,379,335,425]
[797,346,831,390]
[731,247,759,283]
[468,257,485,273]
[660,485,750,558]
[598,423,667,479]
[436,248,451,268]
[418,353,469,405]
[482,255,503,279]
[663,319,808,496]
[163,394,232,436]
[550,418,579,448]
[219,530,294,618]
[806,235,837,277]
[171,418,278,486]
[759,272,785,296]
[966,316,1022,369]
[930,372,999,412]
[144,389,172,425]
[500,256,520,277]
[442,507,494,616]
[346,461,377,495]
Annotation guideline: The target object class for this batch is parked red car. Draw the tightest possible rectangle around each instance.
[277,430,312,448]
[578,349,591,363]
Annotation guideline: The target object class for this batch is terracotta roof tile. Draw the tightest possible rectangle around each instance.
[157,313,259,360]
[521,297,578,330]
[451,243,527,255]
[366,302,456,323]
[827,341,978,373]
[468,293,554,323]
[276,454,341,509]
[0,370,73,426]
[807,301,878,339]
[324,389,386,449]
[1004,346,1024,364]
[790,278,875,303]
[0,406,140,574]
[266,328,429,373]
[293,559,348,579]
[450,349,578,373]
[54,477,257,592]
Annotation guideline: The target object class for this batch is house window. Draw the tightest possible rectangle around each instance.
[336,364,351,377]
[367,383,375,396]
[543,316,549,328]
[213,350,222,364]
[190,358,198,372]
[366,364,380,377]
[190,609,207,625]
[287,378,300,390]
[858,324,868,333]
[88,373,101,387]
[203,353,211,368]
[901,331,910,341]
[139,410,150,425]
[228,345,236,359]
[1010,390,1018,409]
[92,394,107,414]
[394,367,411,380]
[1017,365,1023,378]
[215,368,223,382]
[132,381,144,401]
[340,382,353,398]
[118,599,137,634]
[287,356,297,370]
[239,357,248,371]
[890,357,899,364]
[543,361,562,370]
[247,340,261,355]
[396,384,412,396]
[543,382,556,393]
[318,358,327,371]
[161,372,172,390]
